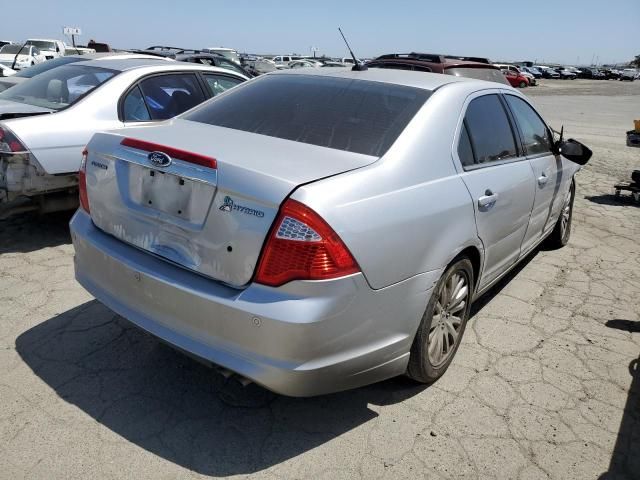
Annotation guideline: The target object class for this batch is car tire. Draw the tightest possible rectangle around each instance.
[519,81,527,88]
[407,257,474,384]
[546,180,575,249]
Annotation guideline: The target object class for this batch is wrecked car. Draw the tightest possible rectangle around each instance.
[0,58,247,218]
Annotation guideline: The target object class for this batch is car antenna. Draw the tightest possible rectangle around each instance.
[12,40,29,71]
[338,28,367,71]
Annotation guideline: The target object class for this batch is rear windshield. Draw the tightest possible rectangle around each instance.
[0,65,117,111]
[446,67,509,85]
[184,74,430,157]
[14,56,84,78]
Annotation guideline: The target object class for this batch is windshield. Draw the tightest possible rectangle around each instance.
[14,56,84,78]
[0,65,117,110]
[26,40,56,50]
[0,45,31,55]
[184,74,430,157]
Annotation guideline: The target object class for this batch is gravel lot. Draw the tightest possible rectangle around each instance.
[1,79,639,480]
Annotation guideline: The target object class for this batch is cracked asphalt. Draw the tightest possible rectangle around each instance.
[1,79,639,479]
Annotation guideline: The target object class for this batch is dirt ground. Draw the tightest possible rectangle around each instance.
[0,80,639,480]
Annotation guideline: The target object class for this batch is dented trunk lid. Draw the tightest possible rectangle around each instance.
[85,119,376,287]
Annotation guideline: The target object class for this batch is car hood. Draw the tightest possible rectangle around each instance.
[0,99,54,118]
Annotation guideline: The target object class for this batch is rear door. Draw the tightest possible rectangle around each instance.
[455,92,536,290]
[503,94,564,251]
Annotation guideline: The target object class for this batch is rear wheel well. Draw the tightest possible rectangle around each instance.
[454,246,481,290]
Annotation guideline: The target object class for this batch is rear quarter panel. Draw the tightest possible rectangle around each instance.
[293,82,483,290]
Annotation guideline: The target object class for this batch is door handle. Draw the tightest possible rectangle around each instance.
[478,190,499,209]
[538,172,549,186]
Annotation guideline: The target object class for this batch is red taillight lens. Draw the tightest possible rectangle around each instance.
[120,137,217,169]
[255,199,360,287]
[0,125,28,153]
[79,148,90,213]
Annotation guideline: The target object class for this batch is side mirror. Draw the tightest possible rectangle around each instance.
[556,138,592,165]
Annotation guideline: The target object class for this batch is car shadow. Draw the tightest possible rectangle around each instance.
[15,300,427,476]
[0,210,73,254]
[585,194,639,207]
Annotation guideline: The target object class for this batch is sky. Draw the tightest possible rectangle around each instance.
[2,0,638,65]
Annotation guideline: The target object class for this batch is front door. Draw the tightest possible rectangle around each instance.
[502,94,562,252]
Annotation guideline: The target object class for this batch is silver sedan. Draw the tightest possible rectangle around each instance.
[71,68,591,396]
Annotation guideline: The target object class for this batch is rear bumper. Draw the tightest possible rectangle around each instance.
[70,211,436,396]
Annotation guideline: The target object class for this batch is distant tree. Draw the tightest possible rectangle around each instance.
[633,55,640,68]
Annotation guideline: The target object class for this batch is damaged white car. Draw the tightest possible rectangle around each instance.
[0,58,247,217]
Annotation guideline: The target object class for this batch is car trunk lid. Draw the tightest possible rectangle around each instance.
[85,119,377,287]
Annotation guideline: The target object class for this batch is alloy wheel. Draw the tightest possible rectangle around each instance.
[428,270,469,367]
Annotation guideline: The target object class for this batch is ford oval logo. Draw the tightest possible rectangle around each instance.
[148,151,172,168]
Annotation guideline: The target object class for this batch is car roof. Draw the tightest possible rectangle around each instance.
[66,52,174,61]
[71,58,194,71]
[72,58,248,77]
[270,67,488,91]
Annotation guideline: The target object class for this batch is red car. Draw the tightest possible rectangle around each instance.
[502,69,529,88]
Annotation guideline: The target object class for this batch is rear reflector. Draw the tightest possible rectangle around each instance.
[255,199,360,287]
[121,137,217,169]
[79,148,90,213]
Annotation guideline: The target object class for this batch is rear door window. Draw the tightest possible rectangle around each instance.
[184,74,431,157]
[504,95,553,156]
[457,122,476,167]
[137,73,205,120]
[463,94,519,165]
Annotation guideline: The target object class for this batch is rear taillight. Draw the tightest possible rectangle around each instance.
[79,148,90,213]
[0,125,28,154]
[120,137,217,169]
[255,199,360,287]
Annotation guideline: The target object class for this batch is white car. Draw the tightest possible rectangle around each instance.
[271,55,307,68]
[0,64,16,77]
[0,59,248,217]
[25,39,66,60]
[0,44,46,70]
[620,69,637,81]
